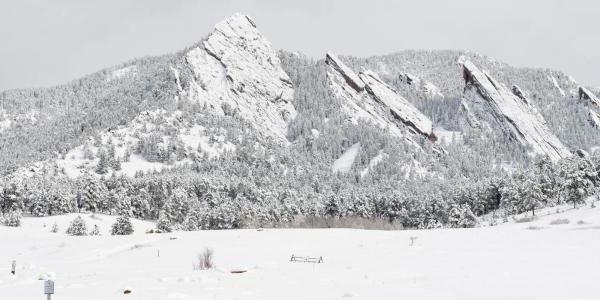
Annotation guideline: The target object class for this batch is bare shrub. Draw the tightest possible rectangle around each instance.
[514,216,536,223]
[577,220,587,225]
[549,218,570,225]
[409,236,418,246]
[526,226,544,230]
[281,216,404,230]
[50,222,59,233]
[196,248,214,270]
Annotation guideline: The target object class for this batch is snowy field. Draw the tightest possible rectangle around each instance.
[1,207,600,300]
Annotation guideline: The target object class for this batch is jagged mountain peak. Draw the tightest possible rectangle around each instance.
[181,13,296,143]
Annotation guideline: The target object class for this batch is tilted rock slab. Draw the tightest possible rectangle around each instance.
[462,60,571,161]
[325,52,434,142]
[579,86,600,108]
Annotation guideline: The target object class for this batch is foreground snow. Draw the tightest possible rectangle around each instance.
[1,208,600,300]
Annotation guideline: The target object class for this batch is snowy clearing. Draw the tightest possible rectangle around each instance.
[332,143,360,173]
[2,207,600,300]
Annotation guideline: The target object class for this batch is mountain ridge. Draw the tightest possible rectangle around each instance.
[1,12,599,179]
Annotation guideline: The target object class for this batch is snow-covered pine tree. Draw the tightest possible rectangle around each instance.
[66,216,87,236]
[79,173,108,213]
[96,148,109,175]
[156,211,172,232]
[521,174,544,216]
[111,216,133,235]
[3,210,22,227]
[160,187,191,227]
[107,140,122,171]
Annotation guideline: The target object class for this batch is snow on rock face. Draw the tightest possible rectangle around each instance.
[511,85,529,105]
[578,86,600,108]
[326,52,365,92]
[184,13,296,142]
[326,53,405,138]
[589,109,600,128]
[360,70,434,138]
[462,60,571,162]
[548,75,566,97]
[325,52,434,142]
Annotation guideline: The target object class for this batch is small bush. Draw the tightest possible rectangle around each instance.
[526,226,544,230]
[409,236,418,246]
[50,222,59,233]
[577,220,587,225]
[66,216,87,236]
[514,216,536,223]
[550,218,570,225]
[4,211,22,227]
[89,224,101,236]
[111,216,134,235]
[156,213,172,233]
[196,248,214,270]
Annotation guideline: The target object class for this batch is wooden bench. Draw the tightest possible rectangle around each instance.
[290,255,324,263]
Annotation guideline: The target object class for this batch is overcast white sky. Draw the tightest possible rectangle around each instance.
[0,0,598,90]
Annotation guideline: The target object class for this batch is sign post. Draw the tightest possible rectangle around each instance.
[44,280,54,300]
[11,260,16,275]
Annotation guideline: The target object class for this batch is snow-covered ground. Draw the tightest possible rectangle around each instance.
[332,143,360,173]
[2,206,600,300]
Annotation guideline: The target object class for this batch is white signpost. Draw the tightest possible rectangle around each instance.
[44,280,54,300]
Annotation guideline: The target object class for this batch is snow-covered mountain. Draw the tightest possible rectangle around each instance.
[2,12,600,236]
[0,13,599,208]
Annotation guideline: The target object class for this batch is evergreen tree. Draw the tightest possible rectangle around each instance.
[96,149,109,175]
[111,216,134,235]
[156,211,172,232]
[3,210,22,227]
[80,174,107,213]
[66,216,87,236]
[161,187,191,226]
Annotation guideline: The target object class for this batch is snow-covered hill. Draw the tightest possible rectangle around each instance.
[11,109,239,179]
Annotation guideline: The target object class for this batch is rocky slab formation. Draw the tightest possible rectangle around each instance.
[578,86,600,108]
[325,52,434,141]
[359,71,434,138]
[589,109,600,128]
[462,60,571,161]
[326,52,365,92]
[183,13,296,142]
